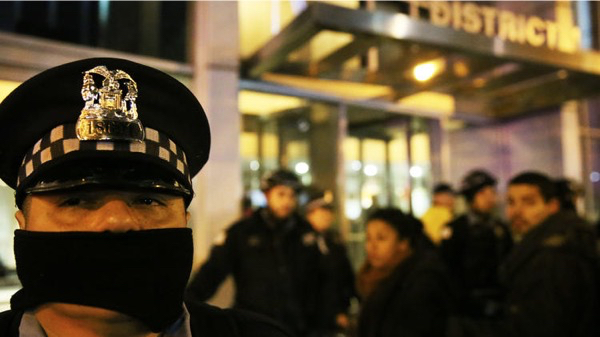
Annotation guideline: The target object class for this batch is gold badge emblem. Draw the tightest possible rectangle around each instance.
[77,66,145,141]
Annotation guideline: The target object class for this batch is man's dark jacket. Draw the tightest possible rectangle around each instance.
[0,301,291,336]
[494,211,599,337]
[185,208,323,336]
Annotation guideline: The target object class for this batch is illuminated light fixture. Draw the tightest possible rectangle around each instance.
[249,160,260,171]
[453,61,469,77]
[363,164,378,177]
[351,160,362,171]
[590,171,600,183]
[295,162,310,175]
[409,165,424,178]
[413,59,444,82]
[473,78,486,88]
[557,69,568,80]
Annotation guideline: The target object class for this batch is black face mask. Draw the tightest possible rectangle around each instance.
[12,228,193,333]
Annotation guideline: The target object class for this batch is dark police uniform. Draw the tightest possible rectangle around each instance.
[312,229,356,335]
[186,208,324,336]
[495,211,599,337]
[440,212,512,319]
[0,58,291,336]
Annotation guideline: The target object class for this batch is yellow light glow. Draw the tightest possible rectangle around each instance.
[410,133,430,164]
[362,139,386,163]
[310,30,355,62]
[263,73,393,99]
[0,80,20,102]
[413,59,445,82]
[343,137,360,161]
[240,132,258,159]
[389,137,408,163]
[397,91,455,116]
[287,141,308,158]
[262,133,279,160]
[239,90,306,116]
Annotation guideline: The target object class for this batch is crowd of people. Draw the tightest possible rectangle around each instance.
[186,168,599,337]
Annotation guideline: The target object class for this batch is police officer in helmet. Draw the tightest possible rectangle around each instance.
[440,169,512,321]
[186,169,324,336]
[0,58,289,336]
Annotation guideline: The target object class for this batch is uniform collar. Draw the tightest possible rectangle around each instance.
[19,305,192,337]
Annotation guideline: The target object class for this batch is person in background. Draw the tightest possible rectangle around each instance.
[356,208,456,337]
[186,169,324,337]
[304,191,355,337]
[421,183,456,245]
[554,178,583,216]
[493,171,598,337]
[440,170,512,321]
[0,58,290,336]
[241,194,254,218]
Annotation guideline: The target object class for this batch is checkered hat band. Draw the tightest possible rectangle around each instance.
[17,124,190,187]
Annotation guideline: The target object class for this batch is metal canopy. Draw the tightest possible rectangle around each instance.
[242,2,600,119]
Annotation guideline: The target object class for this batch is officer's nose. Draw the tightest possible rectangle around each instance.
[89,199,142,232]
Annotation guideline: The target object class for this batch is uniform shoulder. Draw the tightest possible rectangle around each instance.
[226,211,265,232]
[543,212,597,258]
[0,309,21,336]
[186,302,292,337]
[447,214,468,227]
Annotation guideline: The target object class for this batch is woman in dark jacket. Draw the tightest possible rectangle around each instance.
[357,208,456,337]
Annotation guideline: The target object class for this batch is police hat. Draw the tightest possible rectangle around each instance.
[260,169,302,193]
[460,169,496,201]
[0,58,210,207]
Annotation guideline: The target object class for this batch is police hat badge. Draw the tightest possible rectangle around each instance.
[77,65,144,142]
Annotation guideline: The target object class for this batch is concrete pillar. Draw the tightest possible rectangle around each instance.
[188,1,241,267]
[561,101,583,181]
[309,103,339,195]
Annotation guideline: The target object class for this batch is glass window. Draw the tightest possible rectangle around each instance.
[0,1,188,62]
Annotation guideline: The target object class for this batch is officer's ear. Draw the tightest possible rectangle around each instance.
[547,197,560,214]
[15,210,26,229]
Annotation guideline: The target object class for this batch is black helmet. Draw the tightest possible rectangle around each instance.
[433,183,454,195]
[554,178,580,211]
[303,186,334,213]
[260,169,302,193]
[460,169,496,201]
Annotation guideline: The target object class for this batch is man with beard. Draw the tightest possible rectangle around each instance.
[440,170,512,320]
[0,58,289,336]
[186,170,323,337]
[496,171,598,337]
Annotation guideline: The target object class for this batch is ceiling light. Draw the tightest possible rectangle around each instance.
[413,59,444,82]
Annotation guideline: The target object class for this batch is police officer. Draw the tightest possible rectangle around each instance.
[0,58,290,336]
[440,170,512,320]
[186,170,324,336]
[303,192,355,336]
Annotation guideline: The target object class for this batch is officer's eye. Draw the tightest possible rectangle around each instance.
[133,196,165,206]
[59,197,83,206]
